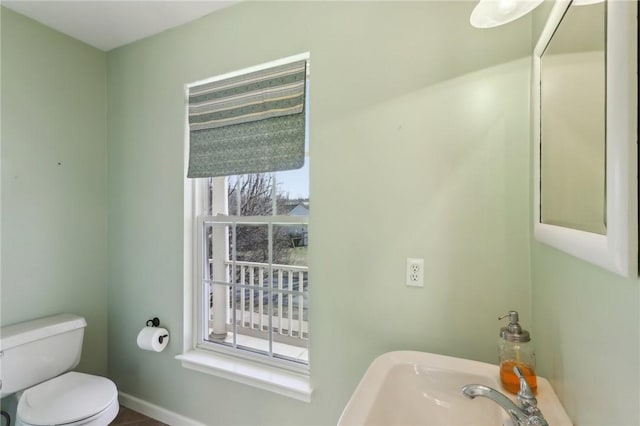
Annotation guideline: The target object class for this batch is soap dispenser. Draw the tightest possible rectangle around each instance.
[498,310,537,394]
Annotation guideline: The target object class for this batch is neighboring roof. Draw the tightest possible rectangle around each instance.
[286,203,309,217]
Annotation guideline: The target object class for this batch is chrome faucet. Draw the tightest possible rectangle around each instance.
[461,366,548,426]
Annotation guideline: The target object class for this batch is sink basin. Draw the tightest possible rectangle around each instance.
[338,351,572,426]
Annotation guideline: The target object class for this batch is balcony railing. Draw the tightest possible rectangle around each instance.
[209,260,308,347]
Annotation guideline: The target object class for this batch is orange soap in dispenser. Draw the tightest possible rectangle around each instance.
[498,311,537,394]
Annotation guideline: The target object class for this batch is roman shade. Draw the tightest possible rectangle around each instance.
[187,59,307,178]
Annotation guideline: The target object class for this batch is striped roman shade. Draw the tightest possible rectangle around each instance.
[187,59,307,178]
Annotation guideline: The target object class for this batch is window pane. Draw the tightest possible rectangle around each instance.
[203,223,231,340]
[272,224,309,361]
[235,262,270,332]
[234,224,269,263]
[275,159,310,201]
[205,282,230,341]
[228,174,274,216]
[204,223,230,283]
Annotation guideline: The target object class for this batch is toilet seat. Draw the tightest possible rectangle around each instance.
[17,371,118,426]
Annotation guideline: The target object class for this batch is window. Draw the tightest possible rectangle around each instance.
[179,54,311,401]
[198,170,309,362]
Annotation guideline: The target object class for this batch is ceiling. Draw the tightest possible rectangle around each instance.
[1,1,238,51]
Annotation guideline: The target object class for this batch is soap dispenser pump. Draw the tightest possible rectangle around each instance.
[498,310,537,394]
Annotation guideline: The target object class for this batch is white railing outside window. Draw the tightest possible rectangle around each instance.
[222,261,308,340]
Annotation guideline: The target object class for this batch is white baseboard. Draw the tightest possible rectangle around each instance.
[118,392,208,426]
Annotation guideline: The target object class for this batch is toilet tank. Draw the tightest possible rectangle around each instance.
[0,314,87,398]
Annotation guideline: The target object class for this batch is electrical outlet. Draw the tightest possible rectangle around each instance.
[406,258,424,287]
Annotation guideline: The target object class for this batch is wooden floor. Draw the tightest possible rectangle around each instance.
[110,406,168,426]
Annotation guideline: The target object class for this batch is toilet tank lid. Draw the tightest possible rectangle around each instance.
[1,314,87,351]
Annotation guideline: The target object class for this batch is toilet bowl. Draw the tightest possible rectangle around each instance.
[0,314,120,426]
[15,372,119,426]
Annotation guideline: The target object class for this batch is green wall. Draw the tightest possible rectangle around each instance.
[106,2,531,424]
[531,246,640,425]
[530,4,640,425]
[0,8,108,375]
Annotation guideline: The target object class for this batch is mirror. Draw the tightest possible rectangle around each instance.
[540,1,605,235]
[533,0,637,277]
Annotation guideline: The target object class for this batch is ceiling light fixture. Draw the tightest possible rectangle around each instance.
[470,0,545,28]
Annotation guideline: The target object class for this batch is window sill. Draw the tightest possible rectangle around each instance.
[175,349,313,402]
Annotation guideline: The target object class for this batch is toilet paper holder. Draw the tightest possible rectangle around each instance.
[144,317,168,344]
[145,317,160,327]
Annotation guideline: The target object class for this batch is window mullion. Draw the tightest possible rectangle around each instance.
[204,215,306,225]
[271,172,277,215]
[198,218,207,344]
[268,222,274,357]
[236,175,242,216]
[231,223,237,348]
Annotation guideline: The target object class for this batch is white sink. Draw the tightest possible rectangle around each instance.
[338,351,572,426]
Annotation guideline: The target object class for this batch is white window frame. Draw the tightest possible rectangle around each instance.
[178,53,312,402]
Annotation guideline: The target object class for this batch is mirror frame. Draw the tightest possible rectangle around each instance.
[533,0,637,277]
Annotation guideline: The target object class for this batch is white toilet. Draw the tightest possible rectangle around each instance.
[0,314,119,426]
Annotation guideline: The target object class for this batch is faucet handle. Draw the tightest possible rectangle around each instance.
[513,366,537,409]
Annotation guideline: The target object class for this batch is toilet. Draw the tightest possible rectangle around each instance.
[0,314,119,426]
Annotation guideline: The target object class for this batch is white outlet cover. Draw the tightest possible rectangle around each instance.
[406,258,424,287]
